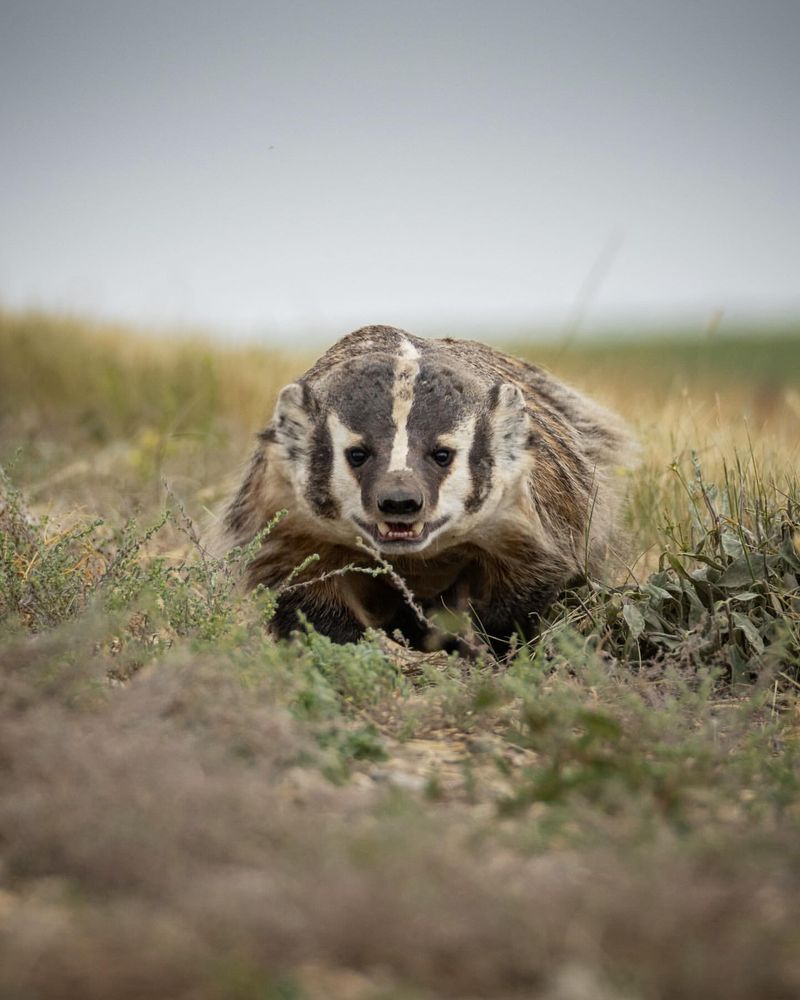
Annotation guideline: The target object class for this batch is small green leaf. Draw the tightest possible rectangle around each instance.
[731,612,764,653]
[644,582,673,602]
[728,644,753,686]
[623,603,645,639]
[718,556,757,587]
[720,532,744,557]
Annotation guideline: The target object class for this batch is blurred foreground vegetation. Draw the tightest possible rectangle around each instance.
[1,308,799,999]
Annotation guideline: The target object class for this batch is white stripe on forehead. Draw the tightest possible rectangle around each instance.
[387,337,421,472]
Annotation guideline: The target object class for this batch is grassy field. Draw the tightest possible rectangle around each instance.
[1,308,799,999]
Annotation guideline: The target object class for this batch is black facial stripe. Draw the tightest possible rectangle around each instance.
[300,380,317,415]
[306,419,338,518]
[330,359,396,439]
[485,381,502,411]
[464,411,494,513]
[408,364,470,438]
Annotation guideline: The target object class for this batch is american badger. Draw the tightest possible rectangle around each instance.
[222,325,633,654]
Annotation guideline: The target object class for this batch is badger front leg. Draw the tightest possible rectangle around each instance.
[471,584,558,657]
[272,587,366,644]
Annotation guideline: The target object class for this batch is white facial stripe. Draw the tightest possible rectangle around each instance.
[429,415,476,524]
[327,412,364,524]
[387,383,414,471]
[397,337,420,361]
[435,431,464,449]
[387,337,421,472]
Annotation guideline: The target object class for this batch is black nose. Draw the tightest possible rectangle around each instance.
[378,490,423,516]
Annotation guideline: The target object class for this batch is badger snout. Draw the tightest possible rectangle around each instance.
[377,486,423,517]
[370,473,428,543]
[374,472,425,520]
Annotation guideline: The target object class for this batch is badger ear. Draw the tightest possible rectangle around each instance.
[273,381,314,449]
[492,382,533,459]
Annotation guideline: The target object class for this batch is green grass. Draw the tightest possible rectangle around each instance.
[1,308,799,999]
[518,324,800,388]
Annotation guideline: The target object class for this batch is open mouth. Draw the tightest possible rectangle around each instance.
[377,520,424,542]
[353,515,449,548]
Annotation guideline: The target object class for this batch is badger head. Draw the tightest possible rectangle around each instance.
[271,337,534,554]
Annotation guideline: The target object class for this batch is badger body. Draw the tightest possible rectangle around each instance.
[222,325,633,653]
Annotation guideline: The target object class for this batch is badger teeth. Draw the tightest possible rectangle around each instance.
[377,521,424,541]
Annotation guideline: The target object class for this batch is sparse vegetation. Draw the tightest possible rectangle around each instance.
[1,308,799,999]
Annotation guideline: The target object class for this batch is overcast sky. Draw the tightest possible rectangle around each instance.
[1,1,798,339]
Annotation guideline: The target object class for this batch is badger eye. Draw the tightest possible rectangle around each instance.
[431,448,453,467]
[345,446,370,468]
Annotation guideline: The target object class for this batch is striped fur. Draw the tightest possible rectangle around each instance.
[219,326,635,654]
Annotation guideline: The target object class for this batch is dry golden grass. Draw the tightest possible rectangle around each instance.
[2,308,798,569]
